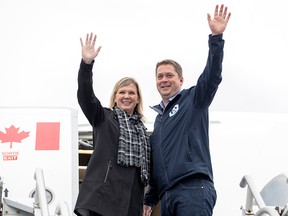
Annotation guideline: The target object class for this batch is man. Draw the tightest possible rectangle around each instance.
[143,4,231,216]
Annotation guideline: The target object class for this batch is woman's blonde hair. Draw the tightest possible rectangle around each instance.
[109,77,144,118]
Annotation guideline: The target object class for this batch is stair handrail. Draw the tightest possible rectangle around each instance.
[240,175,279,216]
[34,168,50,216]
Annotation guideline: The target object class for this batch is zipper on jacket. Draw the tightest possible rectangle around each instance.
[159,115,169,184]
[104,159,112,183]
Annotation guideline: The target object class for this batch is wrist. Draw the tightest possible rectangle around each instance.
[82,58,93,65]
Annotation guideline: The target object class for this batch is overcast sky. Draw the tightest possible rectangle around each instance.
[1,0,288,124]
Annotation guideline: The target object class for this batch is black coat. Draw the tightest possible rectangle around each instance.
[74,60,144,216]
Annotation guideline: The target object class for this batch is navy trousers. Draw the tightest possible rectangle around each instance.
[160,174,217,216]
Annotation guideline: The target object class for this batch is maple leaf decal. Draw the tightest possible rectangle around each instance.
[0,125,30,148]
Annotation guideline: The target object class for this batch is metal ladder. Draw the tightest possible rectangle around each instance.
[1,168,69,216]
[240,174,288,216]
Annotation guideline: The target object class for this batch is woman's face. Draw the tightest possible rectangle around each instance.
[114,83,139,116]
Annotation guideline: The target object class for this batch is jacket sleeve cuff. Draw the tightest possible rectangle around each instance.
[208,34,223,42]
[81,59,94,67]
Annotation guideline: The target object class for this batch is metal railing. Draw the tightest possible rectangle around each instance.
[33,168,50,216]
[240,175,280,216]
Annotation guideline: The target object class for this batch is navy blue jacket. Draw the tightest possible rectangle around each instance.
[144,34,224,207]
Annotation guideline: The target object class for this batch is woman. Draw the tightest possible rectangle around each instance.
[74,33,151,216]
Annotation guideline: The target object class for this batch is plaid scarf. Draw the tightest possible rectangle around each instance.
[114,106,151,185]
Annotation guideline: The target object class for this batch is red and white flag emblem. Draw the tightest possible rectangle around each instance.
[35,122,60,150]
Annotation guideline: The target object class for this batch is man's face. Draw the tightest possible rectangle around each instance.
[156,64,183,102]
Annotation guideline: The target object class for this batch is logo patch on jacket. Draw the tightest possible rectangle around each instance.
[169,104,179,117]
